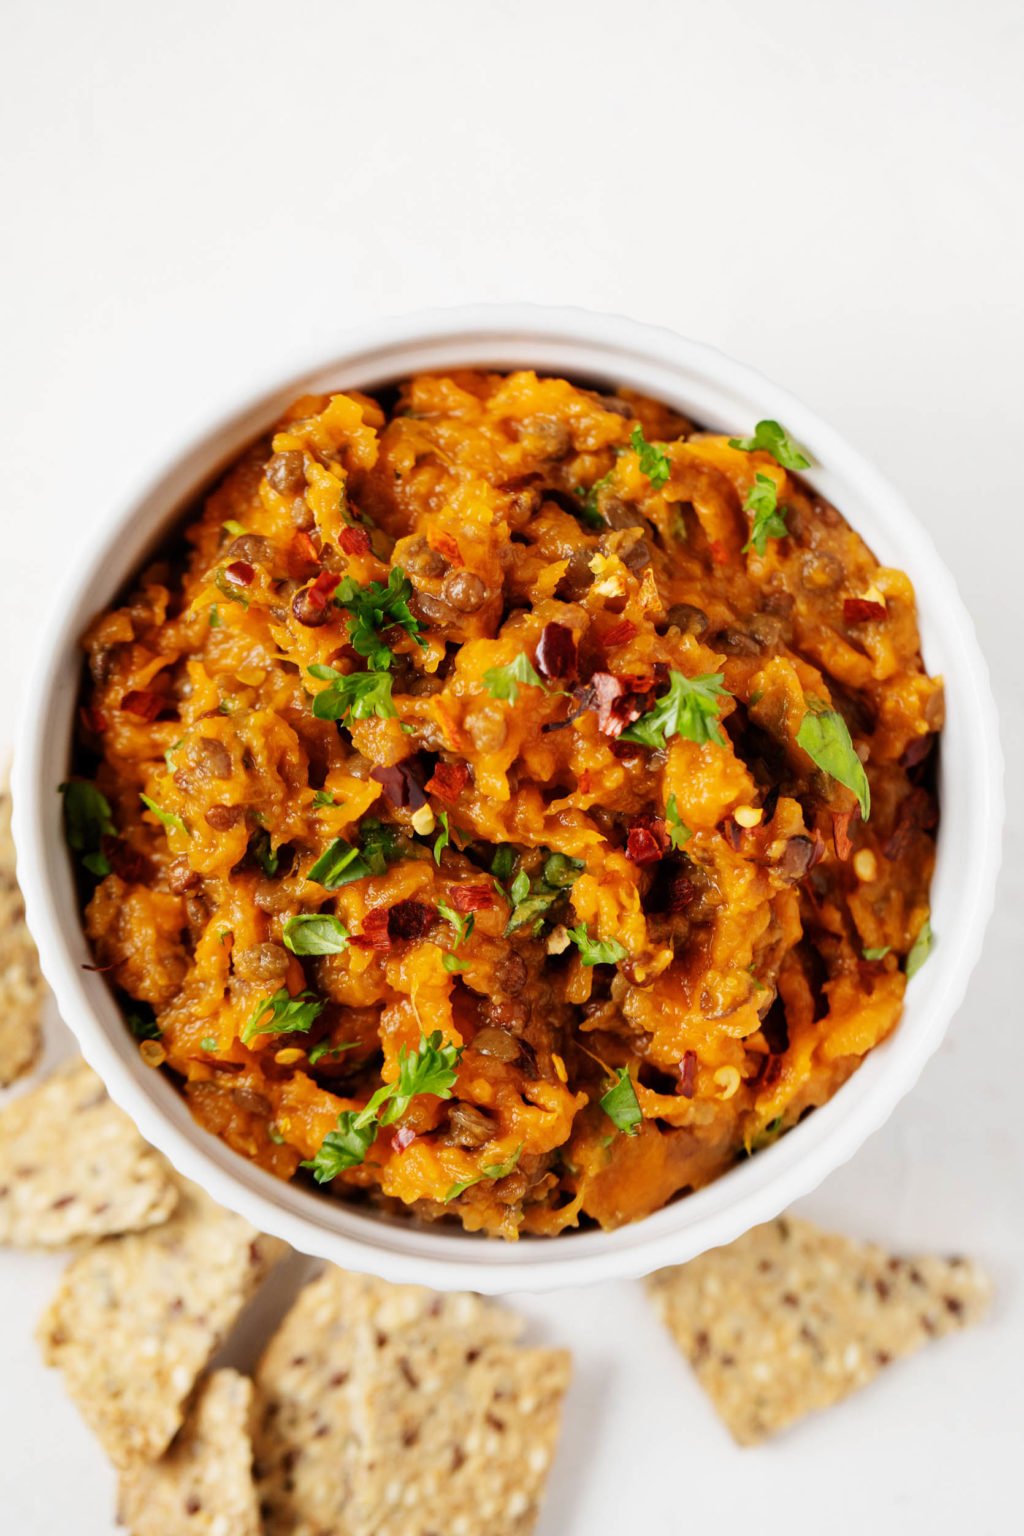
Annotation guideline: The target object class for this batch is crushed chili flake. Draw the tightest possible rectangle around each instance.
[432,532,463,566]
[79,705,108,734]
[425,760,469,802]
[535,622,577,680]
[601,619,638,649]
[676,1050,698,1098]
[386,899,438,941]
[626,822,665,865]
[588,672,652,737]
[338,526,371,557]
[832,809,857,861]
[120,689,164,722]
[709,539,730,565]
[304,569,341,615]
[224,561,255,587]
[449,883,495,913]
[370,762,428,811]
[352,907,392,951]
[844,597,887,624]
[391,1124,417,1152]
[286,530,321,580]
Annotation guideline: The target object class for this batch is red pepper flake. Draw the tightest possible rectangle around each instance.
[225,560,254,587]
[425,760,469,802]
[450,883,494,913]
[432,532,463,566]
[286,530,321,580]
[79,705,108,734]
[370,762,428,811]
[120,689,164,722]
[709,539,730,566]
[339,526,371,557]
[577,770,592,794]
[844,597,886,624]
[589,672,652,737]
[300,569,341,622]
[352,907,392,951]
[386,899,437,941]
[626,823,665,865]
[676,1050,698,1098]
[392,1124,417,1152]
[601,619,638,649]
[535,622,577,680]
[832,809,857,861]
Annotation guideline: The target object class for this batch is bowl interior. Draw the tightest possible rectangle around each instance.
[13,307,1003,1291]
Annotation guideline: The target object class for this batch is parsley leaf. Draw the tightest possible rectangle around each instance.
[214,566,249,609]
[573,474,612,529]
[483,652,545,704]
[307,837,369,889]
[620,670,730,750]
[437,899,474,950]
[308,664,396,725]
[241,987,323,1044]
[566,923,628,966]
[862,945,891,961]
[665,793,692,850]
[629,426,671,489]
[208,605,222,629]
[60,780,115,877]
[728,419,811,470]
[600,1066,642,1135]
[905,918,933,979]
[307,1038,359,1066]
[302,1111,379,1181]
[312,789,337,808]
[491,845,516,882]
[127,1008,161,1042]
[742,472,790,556]
[200,1036,217,1052]
[433,809,450,866]
[333,567,425,670]
[139,792,190,838]
[796,700,871,820]
[249,827,279,877]
[444,1144,523,1203]
[282,913,351,956]
[375,1030,464,1126]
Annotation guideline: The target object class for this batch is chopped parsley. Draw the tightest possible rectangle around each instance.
[282,913,351,956]
[302,1029,464,1181]
[241,987,323,1045]
[306,821,403,889]
[214,566,249,608]
[665,793,692,850]
[249,828,279,877]
[491,845,516,882]
[332,567,425,670]
[200,1036,217,1052]
[728,419,811,470]
[433,809,450,865]
[796,700,871,820]
[437,899,474,950]
[482,651,545,704]
[629,426,671,489]
[308,664,396,726]
[307,1038,360,1066]
[742,472,790,556]
[572,473,612,529]
[905,918,933,979]
[566,923,628,966]
[59,780,115,877]
[139,793,190,838]
[600,1066,642,1135]
[222,519,246,538]
[862,945,891,961]
[501,851,585,936]
[208,605,222,629]
[444,1145,523,1202]
[620,670,730,750]
[127,1008,161,1042]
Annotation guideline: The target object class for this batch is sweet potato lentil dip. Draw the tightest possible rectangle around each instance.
[68,371,941,1238]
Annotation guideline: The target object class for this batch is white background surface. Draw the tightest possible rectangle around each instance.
[1,2,1022,1532]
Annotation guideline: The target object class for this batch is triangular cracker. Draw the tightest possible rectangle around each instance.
[38,1177,286,1467]
[0,1057,178,1246]
[117,1368,261,1536]
[0,785,45,1086]
[648,1215,992,1444]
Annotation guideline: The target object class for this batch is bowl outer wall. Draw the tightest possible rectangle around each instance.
[11,305,1004,1293]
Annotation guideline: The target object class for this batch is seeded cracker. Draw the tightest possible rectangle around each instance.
[648,1215,992,1444]
[38,1177,286,1467]
[0,1057,178,1246]
[0,784,45,1086]
[118,1368,261,1536]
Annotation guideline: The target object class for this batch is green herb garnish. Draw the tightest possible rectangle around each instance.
[433,809,450,866]
[572,473,612,529]
[629,426,671,489]
[862,945,891,961]
[306,822,405,890]
[482,651,545,704]
[249,827,279,877]
[200,1036,217,1052]
[796,700,871,821]
[307,1039,359,1066]
[905,919,933,979]
[282,913,351,956]
[241,987,323,1045]
[437,899,474,950]
[127,1009,161,1042]
[600,1066,642,1136]
[222,519,246,538]
[60,780,115,877]
[442,953,469,973]
[208,606,222,629]
[742,472,790,556]
[566,923,628,966]
[139,793,189,838]
[444,1145,523,1203]
[491,845,516,882]
[312,790,336,808]
[214,567,249,608]
[308,664,396,725]
[620,670,730,750]
[665,793,692,850]
[728,419,811,470]
[541,852,585,888]
[332,567,425,670]
[302,1112,379,1179]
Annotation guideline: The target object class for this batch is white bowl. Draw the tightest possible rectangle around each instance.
[12,305,1003,1293]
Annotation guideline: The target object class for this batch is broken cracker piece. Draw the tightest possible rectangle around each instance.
[118,1368,261,1536]
[38,1178,286,1468]
[648,1215,992,1445]
[0,785,46,1086]
[0,1057,178,1247]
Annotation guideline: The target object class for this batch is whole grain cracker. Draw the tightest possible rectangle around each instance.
[117,1368,261,1536]
[0,1057,178,1246]
[37,1177,286,1467]
[0,785,45,1086]
[647,1214,992,1444]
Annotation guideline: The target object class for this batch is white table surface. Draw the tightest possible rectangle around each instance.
[2,2,1022,1532]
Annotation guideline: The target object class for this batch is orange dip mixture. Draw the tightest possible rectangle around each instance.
[68,371,940,1238]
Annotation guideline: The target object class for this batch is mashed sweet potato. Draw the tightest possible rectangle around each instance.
[67,371,941,1238]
